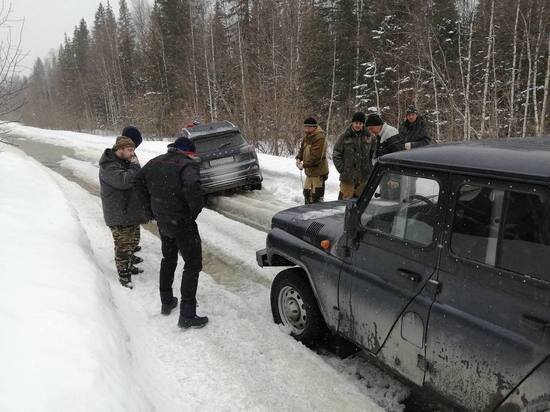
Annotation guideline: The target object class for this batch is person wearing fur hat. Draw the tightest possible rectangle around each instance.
[333,111,375,200]
[135,136,208,329]
[121,126,144,261]
[99,136,152,289]
[295,116,329,204]
[398,105,432,150]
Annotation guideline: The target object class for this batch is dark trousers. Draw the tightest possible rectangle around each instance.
[158,221,202,317]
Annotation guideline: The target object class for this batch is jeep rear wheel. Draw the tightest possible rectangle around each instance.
[271,268,327,347]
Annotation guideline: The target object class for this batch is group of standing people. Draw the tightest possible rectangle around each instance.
[99,128,208,329]
[97,107,430,330]
[295,105,432,204]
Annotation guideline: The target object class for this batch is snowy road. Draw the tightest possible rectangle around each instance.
[0,124,411,410]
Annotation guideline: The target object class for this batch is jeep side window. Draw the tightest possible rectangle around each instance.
[500,191,550,281]
[451,185,505,265]
[360,172,440,247]
[451,184,550,281]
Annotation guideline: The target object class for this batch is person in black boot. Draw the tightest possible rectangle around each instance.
[99,136,151,288]
[135,136,208,328]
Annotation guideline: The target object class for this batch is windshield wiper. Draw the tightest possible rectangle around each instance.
[217,141,232,150]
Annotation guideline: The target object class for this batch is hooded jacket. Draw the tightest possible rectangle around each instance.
[296,127,329,177]
[399,116,431,148]
[333,127,374,184]
[99,148,151,227]
[134,148,204,226]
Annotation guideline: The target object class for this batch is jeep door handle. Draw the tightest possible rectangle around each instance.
[522,314,550,332]
[397,268,422,283]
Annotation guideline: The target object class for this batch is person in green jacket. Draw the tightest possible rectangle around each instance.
[296,117,329,204]
[333,112,375,200]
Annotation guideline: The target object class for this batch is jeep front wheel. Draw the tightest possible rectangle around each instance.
[270,268,327,347]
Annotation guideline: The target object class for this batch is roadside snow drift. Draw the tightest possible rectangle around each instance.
[0,149,154,410]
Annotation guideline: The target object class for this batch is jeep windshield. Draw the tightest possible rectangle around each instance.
[194,132,247,153]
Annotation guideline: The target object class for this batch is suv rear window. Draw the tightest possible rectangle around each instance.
[451,184,550,281]
[194,132,247,153]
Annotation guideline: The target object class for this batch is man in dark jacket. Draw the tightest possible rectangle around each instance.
[295,117,329,204]
[333,112,374,200]
[135,136,208,329]
[99,136,151,289]
[365,113,404,161]
[121,126,144,260]
[399,105,431,150]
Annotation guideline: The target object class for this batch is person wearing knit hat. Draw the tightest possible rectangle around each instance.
[99,136,152,289]
[365,113,404,161]
[399,105,432,150]
[134,134,208,329]
[296,116,329,204]
[333,111,374,200]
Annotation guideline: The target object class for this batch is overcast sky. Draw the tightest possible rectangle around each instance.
[12,0,115,74]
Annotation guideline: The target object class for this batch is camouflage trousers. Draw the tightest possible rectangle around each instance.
[109,225,140,275]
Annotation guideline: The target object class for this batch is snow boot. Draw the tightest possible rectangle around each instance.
[161,297,178,315]
[130,265,143,275]
[178,315,209,329]
[133,245,142,253]
[132,255,144,265]
[119,273,133,289]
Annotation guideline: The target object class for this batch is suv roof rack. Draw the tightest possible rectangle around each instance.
[181,121,240,140]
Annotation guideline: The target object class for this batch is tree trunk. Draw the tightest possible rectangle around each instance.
[326,35,337,138]
[508,0,521,137]
[539,34,550,135]
[522,14,532,138]
[480,0,494,139]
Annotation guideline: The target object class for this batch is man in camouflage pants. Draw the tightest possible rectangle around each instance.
[99,136,151,288]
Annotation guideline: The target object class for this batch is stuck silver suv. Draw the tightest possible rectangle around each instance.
[181,121,263,194]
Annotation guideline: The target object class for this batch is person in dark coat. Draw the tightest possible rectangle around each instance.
[99,136,151,289]
[365,113,404,200]
[333,112,374,200]
[121,126,144,257]
[365,113,404,161]
[399,105,431,150]
[135,136,208,329]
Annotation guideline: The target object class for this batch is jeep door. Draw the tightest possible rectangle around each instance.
[338,167,447,385]
[424,176,550,411]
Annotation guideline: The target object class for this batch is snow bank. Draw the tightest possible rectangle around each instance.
[0,149,155,411]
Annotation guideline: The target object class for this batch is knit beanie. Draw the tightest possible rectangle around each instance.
[169,136,196,153]
[113,136,135,151]
[365,113,384,127]
[351,111,366,124]
[303,117,318,127]
[406,105,418,114]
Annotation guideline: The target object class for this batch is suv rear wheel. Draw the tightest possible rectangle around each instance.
[270,268,327,347]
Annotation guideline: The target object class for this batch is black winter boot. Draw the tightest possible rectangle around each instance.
[178,315,209,329]
[130,265,143,275]
[132,255,144,265]
[133,246,142,252]
[161,297,178,315]
[119,272,133,289]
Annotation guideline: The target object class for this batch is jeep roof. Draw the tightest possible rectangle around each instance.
[182,121,240,140]
[380,136,550,182]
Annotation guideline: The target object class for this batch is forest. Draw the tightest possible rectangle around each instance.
[19,0,550,154]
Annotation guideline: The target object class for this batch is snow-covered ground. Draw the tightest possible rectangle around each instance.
[0,124,410,410]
